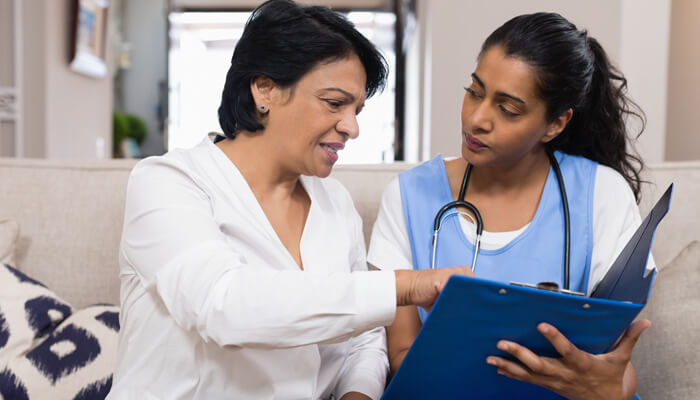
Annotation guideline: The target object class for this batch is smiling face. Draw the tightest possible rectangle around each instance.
[461,46,571,168]
[255,53,367,178]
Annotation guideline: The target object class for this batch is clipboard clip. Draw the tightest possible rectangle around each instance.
[509,281,586,297]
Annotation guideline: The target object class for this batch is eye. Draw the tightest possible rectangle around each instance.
[323,99,343,109]
[464,87,483,99]
[498,104,520,117]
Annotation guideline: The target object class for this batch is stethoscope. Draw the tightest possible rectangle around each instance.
[431,150,573,290]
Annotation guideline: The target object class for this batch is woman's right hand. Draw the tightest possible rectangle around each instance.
[394,267,474,310]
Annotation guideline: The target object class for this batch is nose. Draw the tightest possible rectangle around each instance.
[462,94,493,134]
[336,111,360,140]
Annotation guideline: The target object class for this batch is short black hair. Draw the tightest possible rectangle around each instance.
[217,0,388,138]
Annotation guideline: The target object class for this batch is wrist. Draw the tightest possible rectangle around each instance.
[394,270,413,306]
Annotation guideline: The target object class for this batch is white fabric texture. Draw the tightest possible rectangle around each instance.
[367,161,655,295]
[0,219,19,267]
[108,136,396,400]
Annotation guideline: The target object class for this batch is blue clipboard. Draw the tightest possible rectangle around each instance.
[382,184,673,399]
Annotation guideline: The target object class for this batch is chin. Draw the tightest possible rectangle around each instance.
[461,145,476,164]
[460,145,492,167]
[309,163,333,179]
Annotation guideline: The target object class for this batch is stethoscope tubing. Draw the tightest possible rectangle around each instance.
[431,150,571,290]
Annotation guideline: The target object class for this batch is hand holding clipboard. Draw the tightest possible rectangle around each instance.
[383,184,673,399]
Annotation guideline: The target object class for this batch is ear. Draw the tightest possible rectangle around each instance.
[250,76,276,113]
[542,108,573,143]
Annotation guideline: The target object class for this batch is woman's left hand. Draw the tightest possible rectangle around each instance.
[486,320,650,400]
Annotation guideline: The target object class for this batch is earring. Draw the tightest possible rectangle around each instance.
[258,104,267,112]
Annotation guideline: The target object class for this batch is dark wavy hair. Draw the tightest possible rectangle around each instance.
[481,12,646,201]
[217,0,388,138]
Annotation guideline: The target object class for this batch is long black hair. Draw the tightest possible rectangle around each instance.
[481,12,646,201]
[218,0,388,138]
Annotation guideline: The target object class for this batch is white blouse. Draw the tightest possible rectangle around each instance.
[108,135,396,400]
[367,161,655,295]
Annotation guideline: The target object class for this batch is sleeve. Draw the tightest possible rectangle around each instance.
[335,211,390,399]
[120,157,396,349]
[587,165,657,295]
[367,177,413,271]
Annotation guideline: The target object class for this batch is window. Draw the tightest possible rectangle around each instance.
[168,9,397,163]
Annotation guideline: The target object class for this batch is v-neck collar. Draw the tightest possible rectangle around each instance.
[435,154,555,255]
[205,135,314,271]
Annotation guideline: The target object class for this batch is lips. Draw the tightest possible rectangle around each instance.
[463,132,487,152]
[320,142,344,163]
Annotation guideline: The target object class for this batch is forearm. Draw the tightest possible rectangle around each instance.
[389,349,409,375]
[386,305,421,375]
[335,327,389,399]
[150,256,396,348]
[340,392,372,400]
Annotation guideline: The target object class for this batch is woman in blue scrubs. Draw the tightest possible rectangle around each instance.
[369,12,651,399]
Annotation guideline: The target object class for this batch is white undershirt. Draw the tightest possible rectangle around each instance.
[367,162,655,295]
[108,135,396,400]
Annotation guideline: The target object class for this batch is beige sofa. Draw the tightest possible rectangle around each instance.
[1,157,699,398]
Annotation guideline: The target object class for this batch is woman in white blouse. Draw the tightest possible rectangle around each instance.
[107,1,472,399]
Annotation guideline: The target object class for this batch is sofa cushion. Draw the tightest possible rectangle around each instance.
[0,219,19,266]
[632,240,700,399]
[0,264,119,399]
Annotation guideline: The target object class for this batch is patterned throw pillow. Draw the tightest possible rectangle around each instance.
[0,219,19,266]
[0,264,119,399]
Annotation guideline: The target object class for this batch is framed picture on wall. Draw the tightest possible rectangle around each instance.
[69,0,109,78]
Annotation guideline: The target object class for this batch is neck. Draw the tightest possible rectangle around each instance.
[466,149,551,195]
[216,131,300,200]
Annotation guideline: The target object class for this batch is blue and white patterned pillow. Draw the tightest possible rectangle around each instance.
[0,264,119,400]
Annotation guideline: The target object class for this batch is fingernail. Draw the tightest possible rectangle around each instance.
[486,357,496,366]
[497,341,509,351]
[539,324,549,333]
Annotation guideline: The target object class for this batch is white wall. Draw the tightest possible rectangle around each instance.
[665,0,700,161]
[17,0,112,159]
[20,0,47,158]
[417,0,670,165]
[45,0,113,159]
[619,0,670,164]
[0,0,17,157]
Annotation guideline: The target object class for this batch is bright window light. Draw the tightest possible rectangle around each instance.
[168,10,396,164]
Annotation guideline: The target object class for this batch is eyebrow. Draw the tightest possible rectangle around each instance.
[471,73,526,105]
[321,87,356,102]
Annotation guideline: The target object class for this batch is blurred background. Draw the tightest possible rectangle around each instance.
[0,0,698,165]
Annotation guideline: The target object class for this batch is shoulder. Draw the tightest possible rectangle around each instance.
[129,149,199,189]
[127,140,219,204]
[591,164,640,236]
[131,135,224,182]
[379,176,401,209]
[398,154,446,183]
[556,151,599,176]
[594,164,636,205]
[130,151,190,186]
